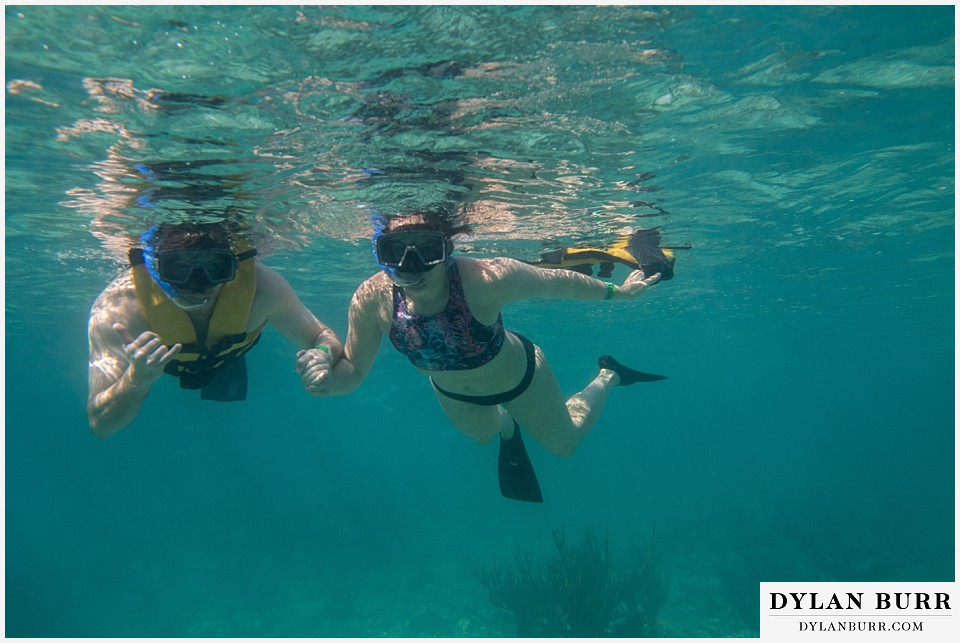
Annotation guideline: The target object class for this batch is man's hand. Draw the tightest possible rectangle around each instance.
[113,323,182,385]
[297,347,334,396]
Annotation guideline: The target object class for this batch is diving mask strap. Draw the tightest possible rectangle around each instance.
[133,230,182,301]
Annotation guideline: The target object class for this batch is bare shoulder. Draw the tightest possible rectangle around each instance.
[249,261,314,329]
[353,271,391,306]
[253,261,289,292]
[350,272,393,325]
[456,255,530,286]
[89,273,142,329]
[252,260,303,305]
[88,272,148,347]
[453,256,531,314]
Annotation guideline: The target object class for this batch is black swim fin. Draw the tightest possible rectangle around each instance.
[624,227,677,281]
[598,355,667,385]
[498,422,544,503]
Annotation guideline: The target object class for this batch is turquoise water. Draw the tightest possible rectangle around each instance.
[4,5,954,638]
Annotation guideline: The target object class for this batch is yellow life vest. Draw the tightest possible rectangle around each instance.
[128,244,266,391]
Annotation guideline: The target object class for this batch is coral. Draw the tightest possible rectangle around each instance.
[781,509,896,582]
[476,527,664,637]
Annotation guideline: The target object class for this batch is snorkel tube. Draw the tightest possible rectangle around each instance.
[140,226,182,301]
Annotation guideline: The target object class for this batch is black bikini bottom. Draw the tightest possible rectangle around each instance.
[431,333,536,407]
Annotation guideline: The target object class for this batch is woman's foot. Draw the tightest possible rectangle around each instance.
[598,355,668,386]
[499,409,517,439]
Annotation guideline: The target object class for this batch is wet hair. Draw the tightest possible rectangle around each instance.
[154,222,232,253]
[378,206,471,239]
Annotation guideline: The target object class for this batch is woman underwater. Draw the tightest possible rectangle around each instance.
[314,211,665,501]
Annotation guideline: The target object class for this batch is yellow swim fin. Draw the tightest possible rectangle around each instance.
[527,227,689,280]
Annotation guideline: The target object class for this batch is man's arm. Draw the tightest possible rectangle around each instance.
[254,264,344,396]
[86,285,181,438]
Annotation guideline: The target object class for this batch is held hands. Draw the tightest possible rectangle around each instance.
[113,323,182,385]
[618,270,661,299]
[297,347,334,396]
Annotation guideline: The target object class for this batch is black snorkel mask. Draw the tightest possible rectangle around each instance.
[140,223,251,309]
[157,248,238,290]
[374,230,452,283]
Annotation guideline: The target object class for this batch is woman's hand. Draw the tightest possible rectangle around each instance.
[617,270,661,300]
[297,347,334,396]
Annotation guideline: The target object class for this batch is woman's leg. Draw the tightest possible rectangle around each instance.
[504,345,619,457]
[432,386,512,444]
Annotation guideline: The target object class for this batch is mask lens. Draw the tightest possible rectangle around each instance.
[413,234,446,264]
[375,231,447,267]
[200,251,238,282]
[158,249,237,286]
[375,236,411,267]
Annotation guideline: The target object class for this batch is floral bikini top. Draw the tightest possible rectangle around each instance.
[389,259,506,371]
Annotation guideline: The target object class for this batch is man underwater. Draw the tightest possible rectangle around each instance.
[86,221,341,437]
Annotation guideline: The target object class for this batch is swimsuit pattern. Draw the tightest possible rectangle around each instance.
[389,259,505,371]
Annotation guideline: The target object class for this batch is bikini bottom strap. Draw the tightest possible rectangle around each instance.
[432,333,536,407]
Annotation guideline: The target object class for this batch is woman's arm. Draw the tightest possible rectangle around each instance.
[483,257,661,306]
[324,278,387,396]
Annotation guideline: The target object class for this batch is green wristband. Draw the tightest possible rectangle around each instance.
[313,344,330,354]
[603,283,616,300]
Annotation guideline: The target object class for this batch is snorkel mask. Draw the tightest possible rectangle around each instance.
[372,215,452,287]
[141,225,238,309]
